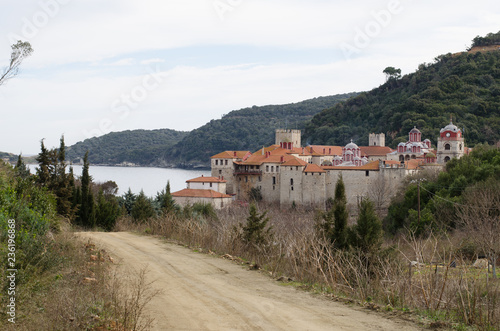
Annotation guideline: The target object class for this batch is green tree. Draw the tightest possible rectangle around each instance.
[35,139,51,186]
[95,190,120,231]
[332,174,349,250]
[121,188,136,215]
[383,66,402,81]
[0,40,33,86]
[14,154,30,179]
[155,181,176,214]
[350,199,383,253]
[131,190,155,223]
[77,151,95,227]
[240,203,273,247]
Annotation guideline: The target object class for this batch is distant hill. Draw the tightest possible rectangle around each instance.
[168,93,358,166]
[304,34,500,148]
[65,129,189,166]
[0,152,18,163]
[65,93,358,167]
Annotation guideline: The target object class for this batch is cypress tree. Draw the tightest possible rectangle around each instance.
[332,174,349,250]
[54,135,73,217]
[78,151,95,227]
[35,139,50,186]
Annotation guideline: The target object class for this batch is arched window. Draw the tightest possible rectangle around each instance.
[445,144,451,151]
[399,155,405,162]
[444,156,451,162]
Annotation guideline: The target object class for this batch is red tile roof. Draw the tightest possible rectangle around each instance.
[281,157,308,166]
[172,189,232,199]
[211,151,251,160]
[308,145,343,156]
[360,146,394,156]
[304,163,326,173]
[186,176,226,183]
[323,161,380,171]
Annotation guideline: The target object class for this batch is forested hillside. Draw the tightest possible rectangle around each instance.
[65,129,188,165]
[304,37,500,148]
[65,93,357,167]
[169,93,357,166]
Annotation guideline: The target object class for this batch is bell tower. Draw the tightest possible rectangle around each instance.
[437,120,465,164]
[275,129,301,150]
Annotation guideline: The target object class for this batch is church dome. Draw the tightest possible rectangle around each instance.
[440,121,459,133]
[426,152,436,158]
[345,140,359,149]
[345,150,353,155]
[410,126,421,133]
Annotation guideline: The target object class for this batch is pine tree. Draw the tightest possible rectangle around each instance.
[96,190,120,231]
[350,198,383,253]
[332,174,349,250]
[121,188,136,215]
[240,203,273,246]
[131,190,155,223]
[156,181,176,215]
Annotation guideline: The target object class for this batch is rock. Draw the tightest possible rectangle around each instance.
[473,258,489,269]
[90,255,98,261]
[82,277,97,284]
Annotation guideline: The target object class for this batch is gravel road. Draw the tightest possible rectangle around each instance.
[79,232,422,331]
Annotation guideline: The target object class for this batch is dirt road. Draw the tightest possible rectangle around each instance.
[79,232,422,331]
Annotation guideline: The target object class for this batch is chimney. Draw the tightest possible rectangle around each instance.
[280,156,284,163]
[234,151,237,157]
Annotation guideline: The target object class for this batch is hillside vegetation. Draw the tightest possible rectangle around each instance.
[65,93,357,167]
[169,93,357,166]
[304,39,500,148]
[65,129,188,165]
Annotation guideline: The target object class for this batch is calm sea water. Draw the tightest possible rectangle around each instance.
[28,165,211,197]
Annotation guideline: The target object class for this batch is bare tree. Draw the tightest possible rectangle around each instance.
[457,179,500,278]
[0,40,33,86]
[367,174,392,216]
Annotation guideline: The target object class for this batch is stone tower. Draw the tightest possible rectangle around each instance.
[436,121,465,164]
[369,133,385,147]
[275,129,301,149]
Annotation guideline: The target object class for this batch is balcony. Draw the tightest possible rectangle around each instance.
[234,170,262,176]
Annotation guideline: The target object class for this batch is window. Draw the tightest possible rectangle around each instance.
[271,166,274,172]
[272,176,276,185]
[210,183,212,188]
[445,144,451,151]
[266,165,269,172]
[219,170,222,175]
[365,171,369,177]
[290,178,294,185]
[276,166,279,172]
[291,186,294,191]
[215,160,218,166]
[225,160,228,165]
[444,156,451,162]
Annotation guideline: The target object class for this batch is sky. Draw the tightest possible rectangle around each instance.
[0,0,498,155]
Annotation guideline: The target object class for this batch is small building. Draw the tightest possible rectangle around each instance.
[172,176,233,209]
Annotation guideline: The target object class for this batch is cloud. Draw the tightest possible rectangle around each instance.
[110,58,135,66]
[140,58,165,65]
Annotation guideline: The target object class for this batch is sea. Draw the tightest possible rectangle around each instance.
[28,164,211,198]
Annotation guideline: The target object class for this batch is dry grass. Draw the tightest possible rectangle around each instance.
[116,204,500,330]
[0,230,160,331]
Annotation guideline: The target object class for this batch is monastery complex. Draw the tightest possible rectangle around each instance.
[173,122,467,210]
